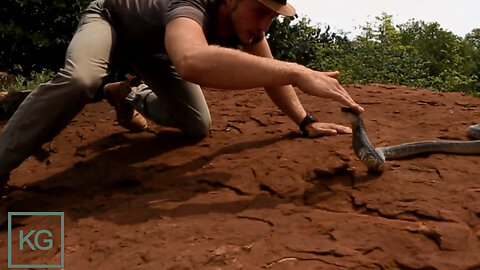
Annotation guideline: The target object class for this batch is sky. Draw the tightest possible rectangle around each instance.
[288,0,480,38]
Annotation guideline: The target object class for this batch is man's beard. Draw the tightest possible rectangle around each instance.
[250,32,265,44]
[228,3,264,45]
[228,17,264,45]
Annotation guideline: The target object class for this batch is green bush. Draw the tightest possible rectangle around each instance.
[0,0,91,76]
[267,13,480,95]
[0,69,54,93]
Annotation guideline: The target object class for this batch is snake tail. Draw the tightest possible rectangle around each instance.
[377,140,480,160]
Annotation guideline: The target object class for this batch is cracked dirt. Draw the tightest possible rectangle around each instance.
[1,84,480,269]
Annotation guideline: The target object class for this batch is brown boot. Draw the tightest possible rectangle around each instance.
[104,81,148,132]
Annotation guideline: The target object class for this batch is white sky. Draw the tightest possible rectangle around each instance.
[288,0,480,38]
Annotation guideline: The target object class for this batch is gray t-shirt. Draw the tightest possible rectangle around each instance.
[99,0,240,55]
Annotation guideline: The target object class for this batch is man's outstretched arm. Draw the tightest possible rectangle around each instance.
[164,17,363,114]
[243,38,353,137]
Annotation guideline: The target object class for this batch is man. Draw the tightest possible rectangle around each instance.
[0,0,364,194]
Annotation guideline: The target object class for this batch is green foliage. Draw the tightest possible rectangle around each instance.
[267,13,480,95]
[0,0,91,76]
[0,69,54,92]
[267,17,349,69]
[267,16,319,67]
[463,29,480,93]
[327,14,431,87]
[397,19,478,92]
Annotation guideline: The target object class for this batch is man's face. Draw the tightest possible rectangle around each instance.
[228,0,278,45]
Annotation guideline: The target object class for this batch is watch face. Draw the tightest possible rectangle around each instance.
[300,114,317,134]
[307,114,317,122]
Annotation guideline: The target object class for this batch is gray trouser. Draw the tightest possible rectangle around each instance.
[0,0,211,175]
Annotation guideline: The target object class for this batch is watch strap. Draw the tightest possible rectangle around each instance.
[299,114,317,135]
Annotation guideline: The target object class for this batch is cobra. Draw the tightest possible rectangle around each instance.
[341,107,480,172]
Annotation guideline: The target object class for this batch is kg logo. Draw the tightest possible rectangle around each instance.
[8,212,64,268]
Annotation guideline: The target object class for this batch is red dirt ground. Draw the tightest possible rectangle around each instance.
[1,84,480,269]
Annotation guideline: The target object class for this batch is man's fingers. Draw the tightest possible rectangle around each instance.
[331,124,352,134]
[333,84,365,114]
[324,71,340,78]
[302,70,364,114]
[308,128,337,137]
[341,96,364,114]
[322,123,351,134]
[307,123,352,137]
[327,89,364,115]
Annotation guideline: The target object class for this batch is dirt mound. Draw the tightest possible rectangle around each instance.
[1,84,479,269]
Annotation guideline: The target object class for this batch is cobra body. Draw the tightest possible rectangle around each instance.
[341,107,480,172]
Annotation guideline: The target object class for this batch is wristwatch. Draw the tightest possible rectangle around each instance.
[299,113,317,136]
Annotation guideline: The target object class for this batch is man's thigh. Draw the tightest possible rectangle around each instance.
[131,55,211,136]
[65,12,117,98]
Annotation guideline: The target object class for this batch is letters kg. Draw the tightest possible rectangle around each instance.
[19,229,53,250]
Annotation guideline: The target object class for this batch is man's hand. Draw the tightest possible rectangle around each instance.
[304,122,352,137]
[295,69,364,115]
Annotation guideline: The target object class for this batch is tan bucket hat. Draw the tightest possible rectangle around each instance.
[256,0,296,17]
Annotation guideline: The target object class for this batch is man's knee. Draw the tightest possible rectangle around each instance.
[69,73,104,99]
[183,115,211,138]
